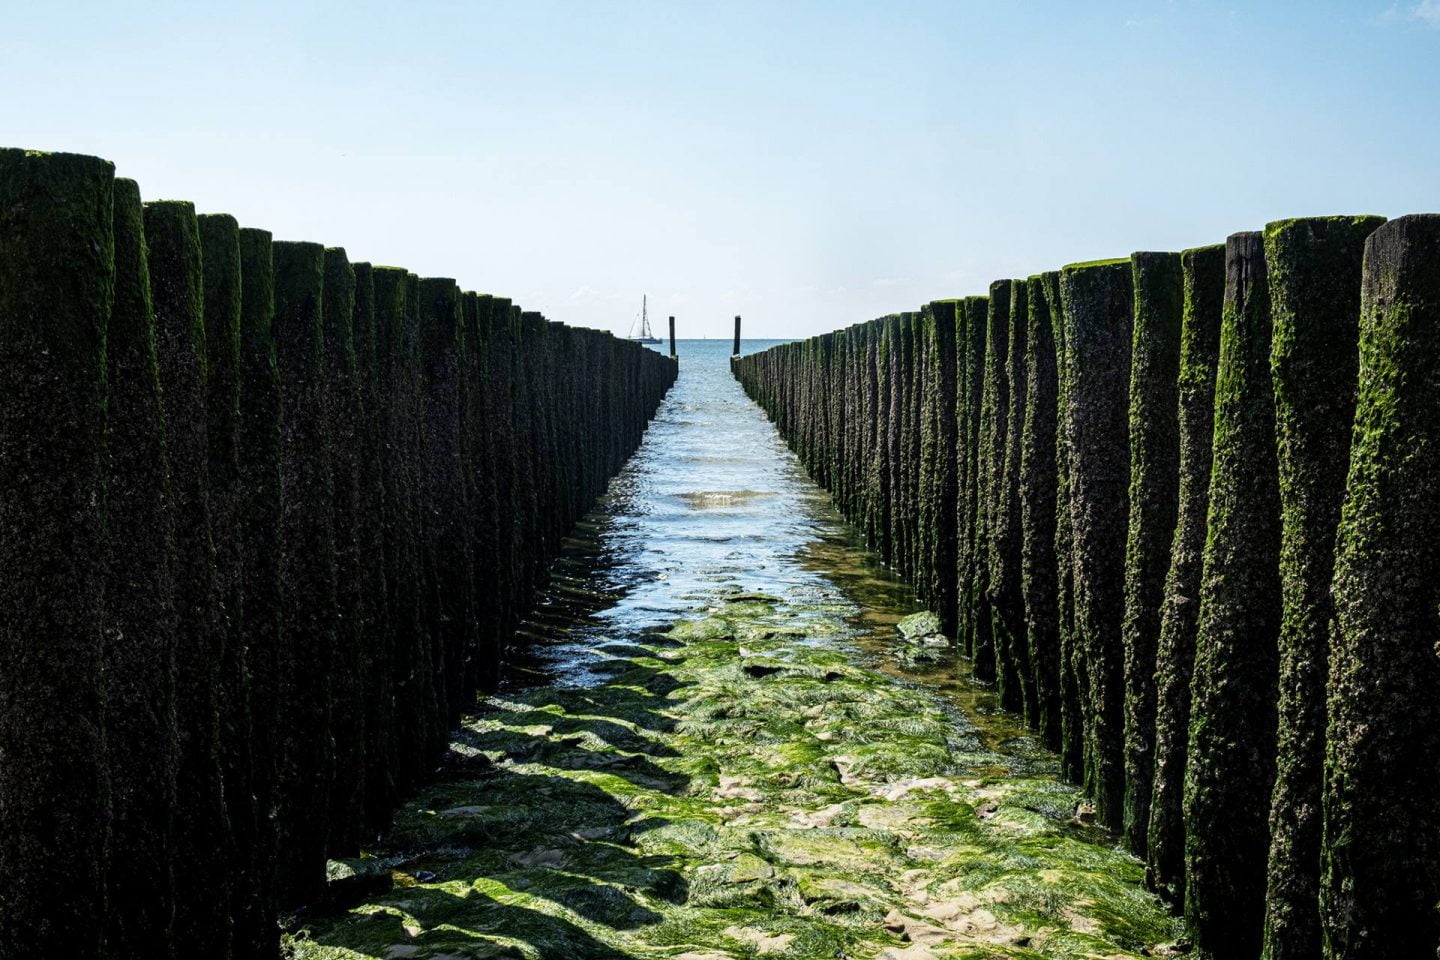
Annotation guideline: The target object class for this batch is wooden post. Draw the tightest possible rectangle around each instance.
[669,316,676,358]
[733,315,742,356]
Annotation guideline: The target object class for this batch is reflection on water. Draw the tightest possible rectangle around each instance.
[504,338,1050,768]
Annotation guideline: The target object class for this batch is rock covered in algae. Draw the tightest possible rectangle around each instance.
[290,595,1181,960]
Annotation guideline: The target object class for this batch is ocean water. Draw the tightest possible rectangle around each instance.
[506,337,1040,755]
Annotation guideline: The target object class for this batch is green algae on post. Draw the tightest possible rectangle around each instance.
[1261,214,1384,960]
[919,301,958,634]
[1322,214,1440,959]
[975,281,1012,683]
[1046,271,1085,786]
[1059,257,1133,831]
[1020,275,1062,753]
[0,149,113,960]
[1183,231,1282,959]
[992,280,1031,719]
[147,198,235,957]
[1145,243,1224,908]
[956,297,989,658]
[1120,251,1183,860]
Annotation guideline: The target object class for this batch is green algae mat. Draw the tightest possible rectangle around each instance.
[291,596,1180,960]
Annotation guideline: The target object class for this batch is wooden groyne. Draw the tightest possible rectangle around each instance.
[732,215,1440,960]
[0,149,676,959]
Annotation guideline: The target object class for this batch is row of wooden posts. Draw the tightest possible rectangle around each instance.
[732,215,1440,960]
[0,149,678,959]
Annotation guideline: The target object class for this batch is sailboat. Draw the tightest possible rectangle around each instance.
[627,295,662,344]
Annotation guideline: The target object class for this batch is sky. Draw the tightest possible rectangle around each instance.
[4,0,1438,339]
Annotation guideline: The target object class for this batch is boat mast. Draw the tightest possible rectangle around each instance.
[642,294,650,339]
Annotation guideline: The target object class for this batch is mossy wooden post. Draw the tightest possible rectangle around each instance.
[1261,215,1384,960]
[991,280,1030,715]
[867,319,889,555]
[353,261,397,835]
[271,239,337,909]
[1059,258,1132,828]
[974,282,1012,682]
[920,301,958,634]
[886,314,906,570]
[199,211,264,957]
[103,177,179,960]
[1321,214,1440,959]
[322,247,366,858]
[1146,244,1225,906]
[1046,272,1084,783]
[956,296,988,657]
[0,149,112,960]
[1183,232,1283,959]
[236,226,284,959]
[1121,251,1183,858]
[374,267,434,796]
[146,198,234,957]
[1020,275,1061,752]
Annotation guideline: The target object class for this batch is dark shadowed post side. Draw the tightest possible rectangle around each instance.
[374,267,435,797]
[1020,275,1062,752]
[271,239,337,910]
[670,315,676,357]
[416,278,474,736]
[1059,258,1132,828]
[0,150,113,960]
[1146,244,1225,907]
[1183,231,1283,960]
[734,315,741,356]
[1261,215,1384,960]
[353,262,397,837]
[199,211,264,959]
[1120,251,1183,859]
[1321,214,1440,960]
[104,176,180,960]
[235,226,284,960]
[322,247,366,858]
[146,198,234,959]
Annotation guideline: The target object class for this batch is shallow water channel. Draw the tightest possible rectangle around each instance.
[296,339,1180,960]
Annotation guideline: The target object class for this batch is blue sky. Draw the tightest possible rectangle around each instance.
[4,1,1437,338]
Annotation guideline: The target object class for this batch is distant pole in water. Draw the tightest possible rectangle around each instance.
[733,315,742,357]
[669,316,676,358]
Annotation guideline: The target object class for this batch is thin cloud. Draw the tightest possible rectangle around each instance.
[1380,1,1440,25]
